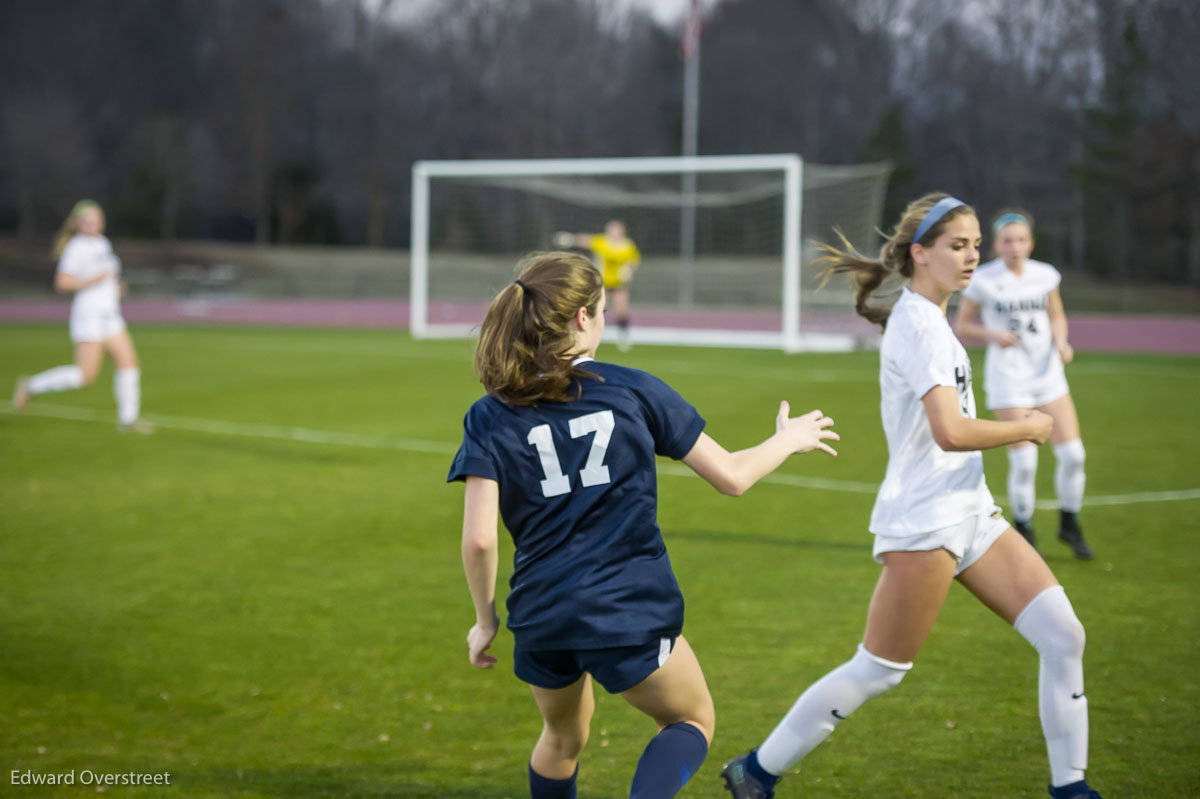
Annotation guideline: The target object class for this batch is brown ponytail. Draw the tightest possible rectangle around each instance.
[474,252,604,406]
[818,192,975,328]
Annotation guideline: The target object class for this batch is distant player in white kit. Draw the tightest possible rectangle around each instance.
[955,210,1091,559]
[12,200,151,433]
[721,194,1101,799]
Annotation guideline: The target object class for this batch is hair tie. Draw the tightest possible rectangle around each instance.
[514,279,526,290]
[992,213,1030,234]
[912,196,966,245]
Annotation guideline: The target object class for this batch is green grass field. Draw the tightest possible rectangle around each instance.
[2,324,1198,798]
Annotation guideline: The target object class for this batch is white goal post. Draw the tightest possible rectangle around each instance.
[409,154,889,352]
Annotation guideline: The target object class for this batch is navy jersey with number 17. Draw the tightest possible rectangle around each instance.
[447,360,706,651]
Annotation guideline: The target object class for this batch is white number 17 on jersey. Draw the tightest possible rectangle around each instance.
[526,410,615,498]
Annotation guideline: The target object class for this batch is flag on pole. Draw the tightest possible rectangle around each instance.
[679,0,702,58]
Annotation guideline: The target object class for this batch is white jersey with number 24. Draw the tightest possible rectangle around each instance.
[962,258,1065,401]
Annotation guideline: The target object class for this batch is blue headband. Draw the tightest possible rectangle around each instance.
[992,213,1031,234]
[912,196,966,245]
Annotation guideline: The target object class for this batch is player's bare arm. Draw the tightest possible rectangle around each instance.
[681,402,838,496]
[553,231,594,249]
[922,385,1051,451]
[55,270,113,293]
[461,475,500,669]
[955,296,1019,347]
[1047,288,1074,364]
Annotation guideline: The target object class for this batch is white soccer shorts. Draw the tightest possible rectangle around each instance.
[70,311,127,343]
[872,508,1010,575]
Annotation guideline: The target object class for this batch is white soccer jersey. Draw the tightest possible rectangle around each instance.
[58,234,121,317]
[962,258,1065,402]
[869,287,995,536]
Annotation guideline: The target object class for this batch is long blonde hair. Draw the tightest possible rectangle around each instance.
[474,252,604,406]
[817,192,975,327]
[52,199,103,258]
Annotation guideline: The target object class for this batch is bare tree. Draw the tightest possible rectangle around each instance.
[699,0,894,162]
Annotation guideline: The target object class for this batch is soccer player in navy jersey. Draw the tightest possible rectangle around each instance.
[448,251,839,799]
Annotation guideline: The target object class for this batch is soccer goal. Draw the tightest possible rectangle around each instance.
[410,155,891,352]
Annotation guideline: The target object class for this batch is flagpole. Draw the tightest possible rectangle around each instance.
[679,0,701,309]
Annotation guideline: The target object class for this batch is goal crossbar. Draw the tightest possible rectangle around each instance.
[410,153,842,352]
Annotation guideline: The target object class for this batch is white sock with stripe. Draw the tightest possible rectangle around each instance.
[1014,585,1088,787]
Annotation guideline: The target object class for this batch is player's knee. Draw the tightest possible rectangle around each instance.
[1015,586,1085,660]
[542,723,589,760]
[1054,438,1085,469]
[1051,610,1086,660]
[646,694,714,744]
[686,696,716,744]
[1007,445,1038,481]
[853,645,912,699]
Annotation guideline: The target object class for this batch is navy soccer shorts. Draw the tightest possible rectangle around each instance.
[514,636,677,694]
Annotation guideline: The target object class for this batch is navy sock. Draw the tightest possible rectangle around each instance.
[746,750,780,789]
[629,722,708,799]
[529,762,577,799]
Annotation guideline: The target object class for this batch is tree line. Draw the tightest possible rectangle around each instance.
[1,0,1196,283]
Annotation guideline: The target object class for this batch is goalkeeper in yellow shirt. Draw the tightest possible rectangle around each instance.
[555,220,640,351]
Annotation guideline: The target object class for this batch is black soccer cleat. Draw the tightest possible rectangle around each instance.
[1049,778,1102,798]
[1057,511,1094,560]
[721,752,775,799]
[1014,519,1038,550]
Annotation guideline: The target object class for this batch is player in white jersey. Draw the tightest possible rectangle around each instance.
[722,194,1102,799]
[955,210,1091,559]
[12,200,151,433]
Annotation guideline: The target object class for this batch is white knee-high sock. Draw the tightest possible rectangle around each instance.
[756,644,912,776]
[1053,439,1086,513]
[28,365,84,395]
[1007,445,1039,523]
[114,367,141,425]
[1014,585,1088,787]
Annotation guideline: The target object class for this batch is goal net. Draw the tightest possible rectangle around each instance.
[410,155,891,351]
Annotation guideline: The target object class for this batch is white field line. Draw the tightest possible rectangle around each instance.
[4,402,1198,509]
[0,402,456,455]
[1067,363,1200,379]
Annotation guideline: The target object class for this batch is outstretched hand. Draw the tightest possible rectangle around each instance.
[776,401,839,456]
[467,615,500,669]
